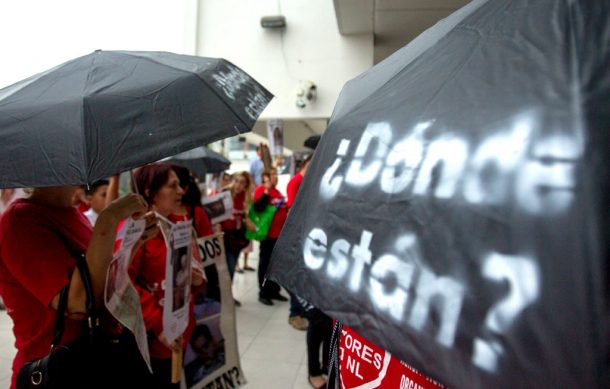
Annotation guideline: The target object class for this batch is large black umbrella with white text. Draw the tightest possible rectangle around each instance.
[0,50,272,188]
[268,0,610,388]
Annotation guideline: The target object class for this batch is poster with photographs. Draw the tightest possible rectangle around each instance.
[267,119,284,156]
[104,217,151,371]
[183,233,245,389]
[163,220,193,343]
[201,191,233,224]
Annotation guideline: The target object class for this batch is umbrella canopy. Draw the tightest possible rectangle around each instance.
[303,134,320,150]
[168,146,231,178]
[0,50,272,188]
[268,1,609,388]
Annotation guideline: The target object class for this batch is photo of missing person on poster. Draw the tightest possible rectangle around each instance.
[172,245,189,312]
[184,321,226,387]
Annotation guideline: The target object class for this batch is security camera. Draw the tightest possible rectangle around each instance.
[295,80,317,109]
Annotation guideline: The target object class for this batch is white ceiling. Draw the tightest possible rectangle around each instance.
[334,0,471,63]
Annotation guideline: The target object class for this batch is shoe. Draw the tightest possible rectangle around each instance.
[234,299,242,307]
[258,297,274,306]
[243,266,256,271]
[289,315,308,331]
[308,375,326,389]
[236,268,244,274]
[270,293,288,302]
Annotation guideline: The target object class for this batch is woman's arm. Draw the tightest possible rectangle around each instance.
[53,194,148,315]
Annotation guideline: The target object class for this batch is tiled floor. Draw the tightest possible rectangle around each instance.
[0,251,313,389]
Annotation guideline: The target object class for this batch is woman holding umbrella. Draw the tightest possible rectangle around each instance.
[129,163,206,388]
[0,186,151,389]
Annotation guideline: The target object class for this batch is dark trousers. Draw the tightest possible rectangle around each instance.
[306,308,333,376]
[258,237,281,298]
[289,291,304,317]
[144,357,180,389]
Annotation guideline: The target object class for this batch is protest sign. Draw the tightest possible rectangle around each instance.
[163,220,194,344]
[267,119,284,156]
[104,217,151,371]
[183,233,245,389]
[340,326,444,389]
[202,191,233,225]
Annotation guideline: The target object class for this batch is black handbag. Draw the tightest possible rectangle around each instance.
[16,252,150,389]
[224,227,249,253]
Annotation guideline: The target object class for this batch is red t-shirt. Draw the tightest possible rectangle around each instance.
[221,191,246,232]
[171,206,214,238]
[129,213,208,360]
[286,172,304,207]
[0,199,92,389]
[253,185,288,239]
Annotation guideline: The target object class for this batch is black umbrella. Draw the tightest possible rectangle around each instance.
[167,146,231,178]
[0,50,272,188]
[303,134,320,150]
[268,1,609,388]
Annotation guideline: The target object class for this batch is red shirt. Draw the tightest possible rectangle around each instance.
[286,172,304,207]
[221,191,246,232]
[128,212,210,360]
[171,206,214,238]
[0,199,92,389]
[253,185,288,239]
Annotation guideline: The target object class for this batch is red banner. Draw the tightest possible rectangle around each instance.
[340,326,445,389]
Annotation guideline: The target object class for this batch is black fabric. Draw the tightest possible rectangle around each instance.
[268,1,610,388]
[168,146,231,177]
[224,228,249,254]
[0,50,273,189]
[306,308,333,376]
[17,253,151,389]
[17,323,150,389]
[253,193,270,212]
[258,238,280,299]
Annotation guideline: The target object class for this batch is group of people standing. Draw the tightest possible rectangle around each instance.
[249,144,334,389]
[0,161,254,389]
[0,143,333,389]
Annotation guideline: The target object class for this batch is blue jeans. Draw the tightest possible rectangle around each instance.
[225,249,238,280]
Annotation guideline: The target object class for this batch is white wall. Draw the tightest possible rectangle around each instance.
[197,0,373,120]
[0,0,194,89]
[0,0,374,122]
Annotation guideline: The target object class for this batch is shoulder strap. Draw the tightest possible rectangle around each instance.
[51,284,70,347]
[50,234,98,347]
[74,253,98,330]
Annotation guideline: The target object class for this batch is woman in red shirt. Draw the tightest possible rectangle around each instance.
[129,163,205,389]
[171,165,214,238]
[220,171,253,280]
[0,187,149,389]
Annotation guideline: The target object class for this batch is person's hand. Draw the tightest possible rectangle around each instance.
[159,333,183,352]
[245,218,257,232]
[102,193,148,223]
